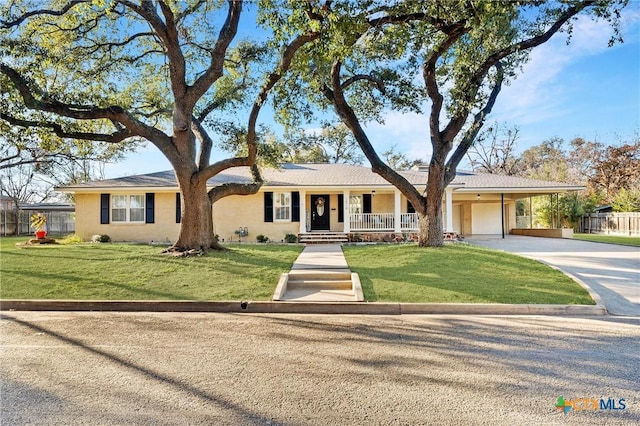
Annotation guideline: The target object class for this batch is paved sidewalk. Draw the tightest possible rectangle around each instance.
[468,236,640,316]
[290,244,349,270]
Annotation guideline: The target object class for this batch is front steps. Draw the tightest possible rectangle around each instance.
[273,270,364,302]
[298,232,348,244]
[273,245,363,302]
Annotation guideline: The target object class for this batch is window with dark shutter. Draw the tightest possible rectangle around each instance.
[100,193,110,224]
[291,191,300,222]
[338,194,344,222]
[145,193,155,224]
[363,194,372,214]
[264,192,273,222]
[175,193,181,223]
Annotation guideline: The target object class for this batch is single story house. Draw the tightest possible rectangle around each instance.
[59,163,583,243]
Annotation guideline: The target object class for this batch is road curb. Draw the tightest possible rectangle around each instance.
[0,300,607,316]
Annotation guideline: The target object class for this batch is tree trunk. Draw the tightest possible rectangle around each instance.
[419,161,446,247]
[424,192,444,247]
[172,176,223,252]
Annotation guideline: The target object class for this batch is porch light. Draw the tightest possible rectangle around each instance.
[477,194,480,200]
[371,190,376,196]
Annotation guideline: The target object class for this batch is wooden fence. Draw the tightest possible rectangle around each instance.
[579,212,640,236]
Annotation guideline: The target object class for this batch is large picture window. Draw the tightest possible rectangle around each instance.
[274,192,291,221]
[112,195,145,223]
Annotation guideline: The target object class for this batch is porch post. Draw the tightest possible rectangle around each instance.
[299,190,307,233]
[501,193,505,239]
[343,190,350,233]
[445,187,454,232]
[394,189,402,233]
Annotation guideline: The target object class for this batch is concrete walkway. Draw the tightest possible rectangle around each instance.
[468,235,640,316]
[275,245,363,302]
[290,244,349,271]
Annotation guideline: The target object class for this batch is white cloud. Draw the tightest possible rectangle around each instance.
[493,11,640,126]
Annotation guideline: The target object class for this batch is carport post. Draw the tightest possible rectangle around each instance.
[501,193,505,239]
[557,193,561,229]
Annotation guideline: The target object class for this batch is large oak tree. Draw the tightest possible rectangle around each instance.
[1,0,322,252]
[271,0,628,246]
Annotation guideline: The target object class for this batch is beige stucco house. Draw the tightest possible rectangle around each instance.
[60,163,583,243]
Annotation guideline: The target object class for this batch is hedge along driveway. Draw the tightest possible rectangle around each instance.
[342,244,595,304]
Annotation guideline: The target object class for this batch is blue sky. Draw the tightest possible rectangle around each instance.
[103,5,640,178]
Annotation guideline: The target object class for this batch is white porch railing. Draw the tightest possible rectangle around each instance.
[349,213,419,231]
[350,213,394,231]
[400,213,418,230]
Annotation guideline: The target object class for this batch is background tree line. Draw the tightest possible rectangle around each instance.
[466,122,640,228]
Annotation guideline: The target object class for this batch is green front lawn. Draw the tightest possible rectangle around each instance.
[573,233,640,247]
[343,244,594,304]
[0,236,303,300]
[1,236,594,304]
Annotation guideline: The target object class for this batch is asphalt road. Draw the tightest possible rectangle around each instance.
[1,312,638,425]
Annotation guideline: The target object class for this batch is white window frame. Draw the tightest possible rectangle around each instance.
[349,195,362,214]
[112,194,145,223]
[274,192,291,222]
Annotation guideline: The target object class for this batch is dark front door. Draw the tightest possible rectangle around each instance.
[311,194,330,230]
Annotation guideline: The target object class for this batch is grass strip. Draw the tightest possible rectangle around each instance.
[573,233,640,247]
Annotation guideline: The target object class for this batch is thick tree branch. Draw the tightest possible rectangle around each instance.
[0,112,133,143]
[207,164,263,204]
[328,60,426,212]
[191,117,213,170]
[196,81,248,123]
[439,1,594,147]
[1,63,173,152]
[1,0,88,28]
[368,10,465,35]
[207,182,262,204]
[200,30,321,181]
[341,74,385,94]
[188,0,242,108]
[445,62,504,184]
[119,0,187,102]
[422,25,468,150]
[157,1,187,97]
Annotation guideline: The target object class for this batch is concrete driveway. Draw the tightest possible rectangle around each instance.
[468,236,640,316]
[1,312,639,425]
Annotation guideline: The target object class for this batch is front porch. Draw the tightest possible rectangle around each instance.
[298,189,457,234]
